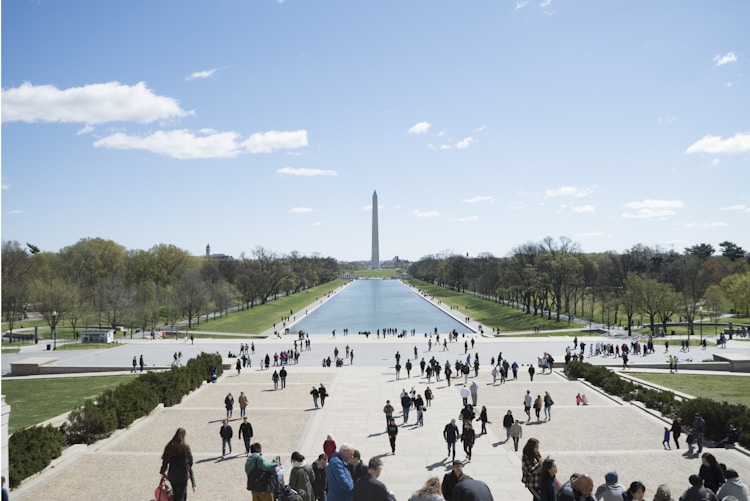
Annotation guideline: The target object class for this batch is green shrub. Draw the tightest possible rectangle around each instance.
[8,425,64,488]
[63,398,118,445]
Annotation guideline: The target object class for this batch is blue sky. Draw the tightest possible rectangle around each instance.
[2,1,749,263]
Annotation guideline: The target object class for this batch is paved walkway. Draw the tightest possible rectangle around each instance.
[8,335,750,501]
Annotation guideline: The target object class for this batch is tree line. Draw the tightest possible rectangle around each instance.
[407,237,750,335]
[2,238,340,335]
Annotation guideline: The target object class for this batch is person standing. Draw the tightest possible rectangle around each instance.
[225,393,235,420]
[132,356,137,373]
[401,391,412,424]
[140,354,145,372]
[528,365,535,382]
[311,386,320,408]
[461,421,476,461]
[383,400,394,430]
[469,381,478,407]
[594,471,626,501]
[539,459,558,501]
[543,391,554,421]
[220,419,233,457]
[444,419,460,461]
[239,416,254,456]
[503,410,514,440]
[692,413,706,454]
[236,358,242,375]
[239,392,249,418]
[290,451,315,501]
[319,383,329,407]
[324,435,338,459]
[460,386,470,407]
[327,443,355,501]
[477,406,489,435]
[510,419,523,451]
[424,387,433,407]
[160,428,194,501]
[272,370,280,390]
[279,367,288,389]
[312,454,329,501]
[387,418,399,454]
[521,438,543,500]
[353,457,395,501]
[558,473,596,501]
[405,360,413,378]
[409,477,443,501]
[670,417,683,449]
[246,442,280,501]
[442,460,472,501]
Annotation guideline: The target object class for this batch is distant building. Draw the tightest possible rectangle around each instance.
[205,243,234,260]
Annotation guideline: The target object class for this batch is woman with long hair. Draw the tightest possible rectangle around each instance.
[699,452,725,493]
[160,428,194,501]
[408,476,444,501]
[521,438,543,500]
[539,458,558,501]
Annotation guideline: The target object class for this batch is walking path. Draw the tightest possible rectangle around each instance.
[8,335,750,501]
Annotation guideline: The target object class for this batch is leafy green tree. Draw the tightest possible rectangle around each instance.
[719,241,746,262]
[721,272,750,316]
[1,240,35,333]
[685,243,715,260]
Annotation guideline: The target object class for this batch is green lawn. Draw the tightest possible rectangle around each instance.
[628,373,750,408]
[405,279,576,334]
[1,348,20,354]
[351,269,403,278]
[189,279,348,334]
[3,375,138,434]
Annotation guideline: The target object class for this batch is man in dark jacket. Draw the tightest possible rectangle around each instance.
[239,416,254,456]
[558,473,596,501]
[444,419,460,461]
[452,478,493,501]
[442,460,472,501]
[220,419,233,457]
[312,454,328,501]
[353,457,394,501]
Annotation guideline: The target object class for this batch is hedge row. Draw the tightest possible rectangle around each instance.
[8,352,223,489]
[565,361,749,448]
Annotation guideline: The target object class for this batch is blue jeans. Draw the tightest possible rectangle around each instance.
[222,438,232,456]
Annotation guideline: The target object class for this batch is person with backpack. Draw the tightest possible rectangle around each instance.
[246,442,280,501]
[289,451,315,501]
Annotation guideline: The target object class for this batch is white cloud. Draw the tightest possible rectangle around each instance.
[186,69,217,81]
[76,125,94,135]
[309,221,322,227]
[515,1,529,9]
[710,158,720,168]
[622,199,684,219]
[411,209,440,218]
[93,128,307,159]
[455,137,474,149]
[713,52,738,66]
[683,221,728,229]
[545,185,593,198]
[452,216,479,222]
[571,205,595,213]
[278,167,337,177]
[720,204,750,213]
[463,195,493,204]
[657,116,676,125]
[685,133,750,154]
[1,179,10,190]
[1,81,191,124]
[8,209,23,215]
[540,0,552,7]
[408,121,431,134]
[289,207,313,214]
[242,130,308,153]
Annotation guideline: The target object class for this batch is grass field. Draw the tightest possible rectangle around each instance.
[405,279,576,334]
[627,372,750,408]
[3,375,138,434]
[187,279,349,334]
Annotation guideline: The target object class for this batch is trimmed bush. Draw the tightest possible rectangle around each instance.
[8,425,64,488]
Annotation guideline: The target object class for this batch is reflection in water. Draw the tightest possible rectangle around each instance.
[292,279,473,335]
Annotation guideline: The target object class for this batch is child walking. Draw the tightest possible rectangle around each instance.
[662,427,671,449]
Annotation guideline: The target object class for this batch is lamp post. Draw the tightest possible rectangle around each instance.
[52,310,57,350]
[699,307,703,342]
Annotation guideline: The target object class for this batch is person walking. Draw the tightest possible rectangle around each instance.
[528,364,535,381]
[461,421,476,461]
[424,387,433,407]
[441,460,472,501]
[670,417,683,449]
[279,367,288,389]
[272,370,280,390]
[311,386,320,408]
[319,383,328,407]
[469,381,478,407]
[246,442,280,501]
[132,356,137,373]
[220,419,233,457]
[225,393,235,420]
[140,354,145,372]
[409,477,443,501]
[533,395,543,422]
[444,419,460,461]
[543,391,554,422]
[692,413,706,454]
[239,392,249,418]
[477,406,489,435]
[160,428,195,501]
[239,416,254,455]
[503,410,514,440]
[510,419,523,451]
[387,418,399,454]
[290,451,315,501]
[524,390,533,421]
[401,391,412,424]
[383,400,394,430]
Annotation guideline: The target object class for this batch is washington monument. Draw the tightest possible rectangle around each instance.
[371,190,380,269]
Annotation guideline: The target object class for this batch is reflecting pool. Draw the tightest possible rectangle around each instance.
[292,279,473,335]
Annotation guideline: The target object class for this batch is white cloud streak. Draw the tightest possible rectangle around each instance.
[685,133,750,154]
[93,129,308,159]
[277,167,337,177]
[186,69,217,80]
[545,186,592,198]
[622,199,684,219]
[408,121,431,134]
[713,52,737,66]
[411,209,440,218]
[463,195,493,204]
[1,81,191,124]
[289,207,313,214]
